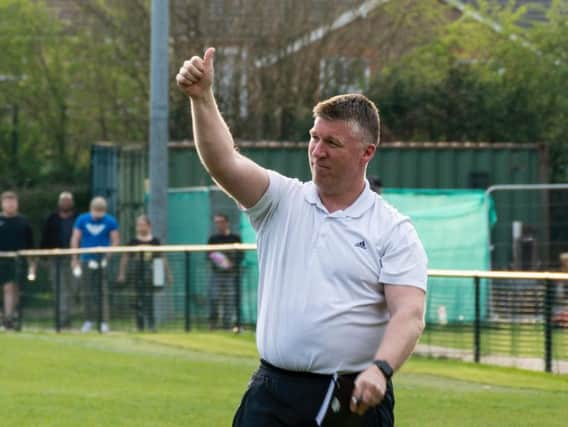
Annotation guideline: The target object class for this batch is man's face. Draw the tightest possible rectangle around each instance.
[308,117,375,196]
[136,218,150,235]
[58,197,74,212]
[90,208,106,220]
[1,197,18,216]
[213,216,229,234]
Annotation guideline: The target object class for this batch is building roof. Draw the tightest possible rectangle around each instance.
[255,0,553,68]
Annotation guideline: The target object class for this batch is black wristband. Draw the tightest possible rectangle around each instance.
[373,359,393,380]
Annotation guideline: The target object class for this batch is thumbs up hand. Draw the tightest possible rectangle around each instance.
[176,47,216,100]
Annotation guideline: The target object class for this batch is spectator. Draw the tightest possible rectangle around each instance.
[207,214,243,330]
[0,191,35,330]
[117,214,172,331]
[369,176,383,194]
[70,196,119,333]
[40,191,78,328]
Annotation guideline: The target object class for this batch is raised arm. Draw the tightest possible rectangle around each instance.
[176,48,268,208]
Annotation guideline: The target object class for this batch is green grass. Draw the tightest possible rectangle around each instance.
[1,331,567,426]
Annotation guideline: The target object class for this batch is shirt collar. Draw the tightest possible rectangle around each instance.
[303,179,376,218]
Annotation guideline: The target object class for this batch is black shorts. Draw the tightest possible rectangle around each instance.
[233,360,395,427]
[0,258,23,285]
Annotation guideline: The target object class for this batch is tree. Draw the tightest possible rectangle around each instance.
[368,0,568,181]
[0,0,151,187]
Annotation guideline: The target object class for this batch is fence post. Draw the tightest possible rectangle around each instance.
[474,276,481,364]
[137,251,145,331]
[544,279,554,373]
[97,262,103,333]
[235,265,241,331]
[15,256,23,331]
[184,251,191,332]
[55,257,61,332]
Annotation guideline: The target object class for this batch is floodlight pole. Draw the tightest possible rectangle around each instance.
[149,0,169,242]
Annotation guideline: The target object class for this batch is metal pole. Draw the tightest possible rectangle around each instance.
[55,257,61,332]
[148,0,169,243]
[544,279,554,373]
[97,264,103,333]
[137,251,145,331]
[185,252,191,332]
[15,256,22,331]
[474,276,481,363]
[486,184,568,194]
[235,265,241,331]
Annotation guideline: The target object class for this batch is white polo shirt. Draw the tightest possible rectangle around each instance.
[246,170,428,374]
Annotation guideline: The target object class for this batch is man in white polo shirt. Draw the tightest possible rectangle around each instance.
[176,48,427,426]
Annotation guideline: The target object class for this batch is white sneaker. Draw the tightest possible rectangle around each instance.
[81,321,93,333]
[101,322,110,333]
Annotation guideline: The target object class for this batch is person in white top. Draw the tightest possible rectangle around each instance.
[176,48,427,427]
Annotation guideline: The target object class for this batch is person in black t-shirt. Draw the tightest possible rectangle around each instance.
[207,213,243,330]
[0,191,35,330]
[40,191,78,328]
[117,215,172,331]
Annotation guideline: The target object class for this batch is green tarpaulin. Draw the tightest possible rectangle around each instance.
[167,187,496,325]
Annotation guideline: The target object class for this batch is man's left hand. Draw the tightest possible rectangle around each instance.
[350,364,387,415]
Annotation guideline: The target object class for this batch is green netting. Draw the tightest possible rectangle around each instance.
[167,188,496,325]
[167,188,258,324]
[167,189,211,318]
[239,189,496,324]
[381,189,496,323]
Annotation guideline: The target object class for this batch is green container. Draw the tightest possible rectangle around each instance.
[93,141,549,269]
[169,141,547,190]
[168,141,548,270]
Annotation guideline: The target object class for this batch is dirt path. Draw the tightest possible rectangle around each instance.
[415,344,568,374]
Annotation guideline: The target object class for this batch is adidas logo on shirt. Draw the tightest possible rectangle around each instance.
[354,240,367,249]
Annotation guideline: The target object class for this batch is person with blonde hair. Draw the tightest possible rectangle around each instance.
[70,196,119,333]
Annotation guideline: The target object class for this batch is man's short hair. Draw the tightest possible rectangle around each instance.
[313,93,380,146]
[1,191,17,200]
[90,196,107,211]
[213,213,229,222]
[58,191,73,201]
[137,214,151,225]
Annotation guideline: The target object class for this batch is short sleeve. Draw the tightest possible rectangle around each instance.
[73,215,85,231]
[379,221,428,291]
[244,170,292,232]
[25,221,34,249]
[107,215,119,231]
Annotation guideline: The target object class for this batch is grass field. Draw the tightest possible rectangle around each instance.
[422,324,568,360]
[1,331,567,426]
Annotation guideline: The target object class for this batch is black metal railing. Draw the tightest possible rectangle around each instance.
[1,246,567,373]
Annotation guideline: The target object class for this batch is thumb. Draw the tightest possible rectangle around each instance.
[203,47,216,69]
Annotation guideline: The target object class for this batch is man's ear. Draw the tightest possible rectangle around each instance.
[362,143,376,164]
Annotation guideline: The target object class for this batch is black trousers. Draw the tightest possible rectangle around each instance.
[233,360,395,427]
